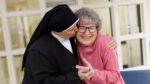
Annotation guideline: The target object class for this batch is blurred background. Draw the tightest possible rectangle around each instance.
[0,0,150,84]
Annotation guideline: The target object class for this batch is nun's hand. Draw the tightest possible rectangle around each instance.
[108,38,117,49]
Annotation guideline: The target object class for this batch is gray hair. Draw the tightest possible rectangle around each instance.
[75,7,102,32]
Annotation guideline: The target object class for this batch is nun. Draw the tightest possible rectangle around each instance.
[22,4,81,84]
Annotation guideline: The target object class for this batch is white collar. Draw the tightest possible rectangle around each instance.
[51,31,73,53]
[51,31,67,42]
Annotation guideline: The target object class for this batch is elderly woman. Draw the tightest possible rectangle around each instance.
[75,7,125,84]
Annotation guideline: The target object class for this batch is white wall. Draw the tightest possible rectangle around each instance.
[145,0,150,42]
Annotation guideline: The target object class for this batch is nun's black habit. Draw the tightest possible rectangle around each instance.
[22,4,81,84]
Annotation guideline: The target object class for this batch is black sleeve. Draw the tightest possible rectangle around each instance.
[27,50,81,84]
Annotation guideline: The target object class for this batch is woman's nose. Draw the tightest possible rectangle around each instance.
[84,28,90,34]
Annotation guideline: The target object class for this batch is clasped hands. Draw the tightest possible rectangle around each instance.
[76,59,94,81]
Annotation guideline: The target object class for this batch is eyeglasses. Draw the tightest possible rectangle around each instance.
[78,26,96,33]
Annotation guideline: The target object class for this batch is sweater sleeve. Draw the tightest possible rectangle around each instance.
[90,48,123,84]
[27,50,81,84]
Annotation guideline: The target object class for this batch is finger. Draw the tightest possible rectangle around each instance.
[88,70,94,79]
[108,40,117,49]
[76,66,90,73]
[82,59,91,67]
[78,68,94,81]
[85,69,94,80]
[82,59,94,73]
[81,71,93,80]
[76,65,87,70]
[78,70,86,80]
[80,68,90,73]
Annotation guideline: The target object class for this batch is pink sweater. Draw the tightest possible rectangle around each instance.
[77,34,125,84]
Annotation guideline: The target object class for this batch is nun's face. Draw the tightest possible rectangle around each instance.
[56,23,78,38]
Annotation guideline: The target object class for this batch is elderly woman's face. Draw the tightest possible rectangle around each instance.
[76,19,97,47]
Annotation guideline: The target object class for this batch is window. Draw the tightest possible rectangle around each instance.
[0,19,5,50]
[83,0,111,4]
[5,0,40,12]
[8,15,40,49]
[119,5,142,35]
[13,55,23,84]
[94,8,113,36]
[121,39,143,68]
[45,0,76,8]
[0,56,10,84]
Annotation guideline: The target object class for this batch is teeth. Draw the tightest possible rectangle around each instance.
[82,36,90,39]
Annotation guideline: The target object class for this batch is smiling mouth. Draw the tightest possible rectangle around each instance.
[81,36,91,40]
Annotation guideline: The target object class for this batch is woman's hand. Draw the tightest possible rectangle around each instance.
[76,59,94,81]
